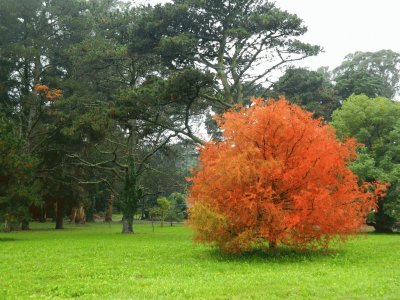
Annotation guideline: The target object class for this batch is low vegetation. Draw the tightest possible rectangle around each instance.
[0,222,399,299]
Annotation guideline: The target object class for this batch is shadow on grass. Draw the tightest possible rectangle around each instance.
[205,246,344,263]
[0,237,18,242]
[20,227,71,232]
[28,222,94,231]
[366,231,400,236]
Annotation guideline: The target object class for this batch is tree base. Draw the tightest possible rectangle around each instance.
[21,220,30,230]
[121,217,134,234]
[374,226,393,233]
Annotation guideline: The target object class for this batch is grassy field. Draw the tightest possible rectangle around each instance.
[0,222,399,299]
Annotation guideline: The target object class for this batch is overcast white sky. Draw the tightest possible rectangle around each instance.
[275,0,400,70]
[134,0,400,71]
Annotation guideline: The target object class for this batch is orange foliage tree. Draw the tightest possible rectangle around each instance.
[187,98,386,253]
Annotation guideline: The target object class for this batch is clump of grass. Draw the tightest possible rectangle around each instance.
[0,222,398,299]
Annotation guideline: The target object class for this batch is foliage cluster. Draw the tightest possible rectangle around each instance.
[0,116,40,230]
[188,98,385,253]
[332,95,400,232]
[149,192,188,227]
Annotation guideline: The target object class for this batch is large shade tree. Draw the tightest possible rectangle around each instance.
[131,0,320,106]
[63,2,213,233]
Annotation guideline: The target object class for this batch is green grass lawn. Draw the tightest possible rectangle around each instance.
[0,222,399,299]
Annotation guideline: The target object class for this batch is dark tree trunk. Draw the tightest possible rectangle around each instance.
[373,201,395,233]
[105,194,114,222]
[52,202,57,222]
[269,239,277,250]
[86,197,95,222]
[373,222,393,233]
[55,198,64,230]
[121,216,133,234]
[39,205,46,223]
[21,219,30,230]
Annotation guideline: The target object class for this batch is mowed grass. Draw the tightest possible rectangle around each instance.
[0,222,399,299]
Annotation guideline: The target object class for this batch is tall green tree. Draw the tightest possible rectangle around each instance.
[272,67,340,120]
[334,69,392,100]
[0,115,40,231]
[0,0,98,229]
[131,0,320,106]
[331,94,400,232]
[58,2,208,233]
[333,50,400,99]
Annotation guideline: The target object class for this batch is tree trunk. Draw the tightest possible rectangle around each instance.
[21,219,30,230]
[86,197,95,222]
[3,220,11,232]
[141,198,146,220]
[77,205,85,224]
[121,216,133,234]
[269,239,277,250]
[373,222,393,233]
[373,201,394,233]
[39,205,46,223]
[105,194,114,222]
[55,198,64,230]
[70,207,77,224]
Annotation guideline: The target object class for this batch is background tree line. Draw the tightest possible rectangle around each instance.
[1,0,399,233]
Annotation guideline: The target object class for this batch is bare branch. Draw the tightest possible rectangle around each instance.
[136,133,179,175]
[66,175,119,197]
